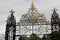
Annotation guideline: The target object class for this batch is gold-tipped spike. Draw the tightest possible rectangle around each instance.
[53,7,58,10]
[45,20,49,25]
[16,22,20,26]
[10,9,15,14]
[52,7,58,11]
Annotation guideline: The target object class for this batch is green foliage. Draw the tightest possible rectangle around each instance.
[50,31,60,40]
[29,33,41,40]
[46,35,51,40]
[19,32,60,40]
[42,35,52,40]
[19,36,29,40]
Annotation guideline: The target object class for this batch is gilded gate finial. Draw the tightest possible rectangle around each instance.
[31,0,34,7]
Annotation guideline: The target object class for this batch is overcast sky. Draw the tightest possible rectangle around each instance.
[0,0,60,34]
